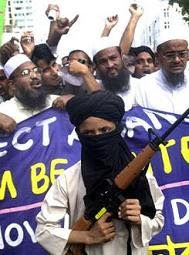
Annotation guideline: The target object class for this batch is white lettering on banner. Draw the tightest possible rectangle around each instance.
[171,198,189,225]
[144,109,177,126]
[36,116,57,146]
[125,116,152,138]
[143,111,163,129]
[0,142,8,157]
[23,221,36,243]
[68,128,79,146]
[0,221,36,249]
[0,116,58,158]
[5,223,23,247]
[13,127,33,151]
[125,109,189,139]
[0,226,4,249]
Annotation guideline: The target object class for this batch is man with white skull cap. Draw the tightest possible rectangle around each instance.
[135,31,189,114]
[92,37,139,111]
[0,53,59,132]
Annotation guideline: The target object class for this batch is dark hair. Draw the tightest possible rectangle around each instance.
[131,46,155,63]
[31,44,55,65]
[68,50,93,66]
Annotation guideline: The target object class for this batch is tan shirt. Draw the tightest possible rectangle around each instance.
[35,161,165,255]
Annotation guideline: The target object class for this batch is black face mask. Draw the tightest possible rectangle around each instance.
[77,125,133,192]
[77,124,156,219]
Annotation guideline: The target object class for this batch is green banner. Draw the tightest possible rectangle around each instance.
[0,0,7,45]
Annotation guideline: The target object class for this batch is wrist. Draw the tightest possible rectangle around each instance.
[130,14,141,21]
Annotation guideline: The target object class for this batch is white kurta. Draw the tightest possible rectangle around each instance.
[35,161,164,255]
[135,69,189,114]
[0,95,58,123]
[118,77,139,111]
[98,77,139,111]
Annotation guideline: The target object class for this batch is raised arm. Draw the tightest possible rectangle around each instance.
[119,4,143,55]
[68,60,102,92]
[20,31,35,58]
[0,37,20,65]
[101,15,118,37]
[46,4,79,47]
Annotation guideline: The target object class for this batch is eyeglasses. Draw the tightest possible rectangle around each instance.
[163,50,189,61]
[17,67,42,78]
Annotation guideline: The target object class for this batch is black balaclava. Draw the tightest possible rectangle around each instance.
[66,90,156,219]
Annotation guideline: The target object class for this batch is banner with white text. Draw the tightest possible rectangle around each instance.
[1,106,189,255]
[123,106,189,255]
[0,108,80,255]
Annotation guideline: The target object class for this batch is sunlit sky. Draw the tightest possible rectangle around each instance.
[32,0,161,58]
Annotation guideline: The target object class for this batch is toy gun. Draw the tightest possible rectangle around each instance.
[67,108,189,255]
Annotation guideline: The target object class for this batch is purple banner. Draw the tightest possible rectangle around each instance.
[123,106,189,254]
[0,108,81,255]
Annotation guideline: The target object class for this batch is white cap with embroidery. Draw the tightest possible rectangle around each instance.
[157,30,189,48]
[92,37,119,58]
[4,54,31,78]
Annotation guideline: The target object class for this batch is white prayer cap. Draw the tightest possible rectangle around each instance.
[92,37,119,58]
[157,29,189,48]
[4,54,32,78]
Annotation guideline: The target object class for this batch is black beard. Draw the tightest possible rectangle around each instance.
[101,69,130,93]
[16,86,47,110]
[164,71,185,87]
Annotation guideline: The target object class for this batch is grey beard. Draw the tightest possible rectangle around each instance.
[16,86,47,110]
[101,69,130,94]
[163,71,185,87]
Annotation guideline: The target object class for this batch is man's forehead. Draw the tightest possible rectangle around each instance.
[161,39,188,52]
[15,61,36,72]
[96,47,120,59]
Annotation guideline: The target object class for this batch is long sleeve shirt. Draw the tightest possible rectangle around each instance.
[35,161,165,255]
[135,69,189,114]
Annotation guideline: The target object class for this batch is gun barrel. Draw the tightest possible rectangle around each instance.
[161,108,189,141]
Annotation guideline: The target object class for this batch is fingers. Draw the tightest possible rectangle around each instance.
[95,212,116,242]
[107,15,118,24]
[68,60,88,75]
[5,121,16,133]
[21,32,34,44]
[118,199,141,224]
[0,119,16,133]
[52,95,74,109]
[69,14,79,27]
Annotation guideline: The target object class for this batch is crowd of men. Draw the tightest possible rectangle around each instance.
[0,3,189,255]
